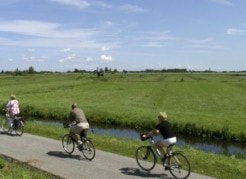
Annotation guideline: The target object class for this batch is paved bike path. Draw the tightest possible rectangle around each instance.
[0,132,216,179]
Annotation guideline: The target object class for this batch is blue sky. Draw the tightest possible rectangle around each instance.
[0,0,245,72]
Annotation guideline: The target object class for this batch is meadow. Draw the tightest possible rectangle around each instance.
[0,72,245,142]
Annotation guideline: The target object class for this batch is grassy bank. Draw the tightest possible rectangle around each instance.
[23,121,246,179]
[0,155,61,179]
[0,73,245,142]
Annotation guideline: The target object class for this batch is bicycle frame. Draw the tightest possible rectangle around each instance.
[136,133,191,179]
[147,136,163,160]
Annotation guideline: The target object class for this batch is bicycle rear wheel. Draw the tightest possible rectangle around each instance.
[136,146,156,171]
[15,121,24,136]
[169,152,191,179]
[62,134,75,154]
[81,139,95,161]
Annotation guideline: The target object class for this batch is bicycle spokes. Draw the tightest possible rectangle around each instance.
[169,153,190,179]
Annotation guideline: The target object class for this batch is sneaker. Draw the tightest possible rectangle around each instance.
[8,127,13,134]
[164,166,170,170]
[164,164,170,170]
[77,140,82,145]
[77,141,83,151]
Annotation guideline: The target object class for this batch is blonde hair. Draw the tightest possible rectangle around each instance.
[10,94,16,100]
[159,112,167,120]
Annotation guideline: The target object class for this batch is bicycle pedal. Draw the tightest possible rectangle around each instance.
[77,145,84,151]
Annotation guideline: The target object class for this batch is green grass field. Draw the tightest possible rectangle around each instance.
[0,72,245,141]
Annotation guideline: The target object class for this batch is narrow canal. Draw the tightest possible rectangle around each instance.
[35,120,245,156]
[91,125,245,156]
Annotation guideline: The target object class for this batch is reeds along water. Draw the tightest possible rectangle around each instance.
[175,122,245,143]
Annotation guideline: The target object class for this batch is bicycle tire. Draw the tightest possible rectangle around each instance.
[169,152,191,179]
[1,117,9,133]
[15,121,24,136]
[136,146,156,171]
[62,134,75,154]
[81,139,96,161]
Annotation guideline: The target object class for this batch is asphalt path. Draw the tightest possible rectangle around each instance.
[0,132,216,179]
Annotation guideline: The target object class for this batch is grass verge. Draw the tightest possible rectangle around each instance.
[0,154,62,179]
[23,120,246,179]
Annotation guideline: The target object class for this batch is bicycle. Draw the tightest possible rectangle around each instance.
[136,133,191,179]
[1,112,25,136]
[62,124,96,161]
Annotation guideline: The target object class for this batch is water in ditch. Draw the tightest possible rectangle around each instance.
[35,120,245,156]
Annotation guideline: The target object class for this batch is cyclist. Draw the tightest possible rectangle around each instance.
[6,94,20,130]
[63,103,89,147]
[143,112,177,159]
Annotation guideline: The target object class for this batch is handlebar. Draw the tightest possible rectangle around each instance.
[135,126,154,141]
[140,133,153,141]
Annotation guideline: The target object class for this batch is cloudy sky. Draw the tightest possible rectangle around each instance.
[0,0,245,72]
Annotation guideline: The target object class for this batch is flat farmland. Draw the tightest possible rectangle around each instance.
[0,72,245,141]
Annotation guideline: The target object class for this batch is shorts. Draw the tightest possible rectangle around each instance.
[156,137,177,147]
[70,122,89,134]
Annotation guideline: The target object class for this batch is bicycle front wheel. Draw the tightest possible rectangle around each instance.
[169,152,191,179]
[136,146,156,171]
[1,117,9,133]
[81,139,96,161]
[15,121,24,136]
[62,134,75,154]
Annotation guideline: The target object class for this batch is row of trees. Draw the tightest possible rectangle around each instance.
[1,66,245,75]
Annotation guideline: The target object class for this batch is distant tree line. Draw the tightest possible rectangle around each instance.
[0,66,245,75]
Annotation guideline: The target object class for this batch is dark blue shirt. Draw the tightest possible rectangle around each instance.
[156,120,175,139]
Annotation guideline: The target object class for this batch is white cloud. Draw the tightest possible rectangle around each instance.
[62,48,71,52]
[106,21,113,26]
[100,54,113,61]
[101,46,110,51]
[227,28,245,35]
[22,55,47,63]
[0,20,110,49]
[59,53,76,63]
[144,42,163,48]
[49,0,90,9]
[92,1,112,8]
[86,57,93,61]
[209,0,232,6]
[120,4,147,13]
[0,20,96,39]
[28,48,35,52]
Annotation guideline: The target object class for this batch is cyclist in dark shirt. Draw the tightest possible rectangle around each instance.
[143,112,177,157]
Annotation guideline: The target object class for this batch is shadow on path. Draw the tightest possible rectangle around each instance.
[47,151,86,161]
[120,167,172,179]
[0,131,20,136]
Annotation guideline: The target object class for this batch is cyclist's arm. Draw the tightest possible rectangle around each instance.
[144,129,159,138]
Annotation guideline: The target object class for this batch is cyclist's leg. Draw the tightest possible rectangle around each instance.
[155,137,177,157]
[78,122,89,140]
[80,129,88,139]
[8,117,14,130]
[69,125,81,144]
[155,140,166,158]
